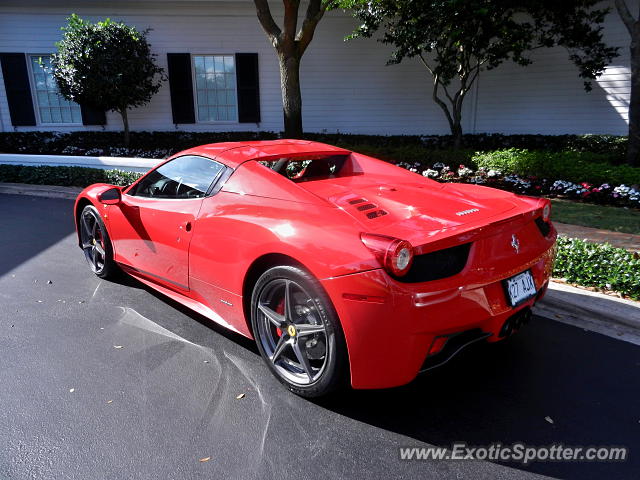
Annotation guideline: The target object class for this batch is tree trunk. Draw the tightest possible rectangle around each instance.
[120,108,130,147]
[627,41,640,166]
[451,112,463,150]
[279,53,303,139]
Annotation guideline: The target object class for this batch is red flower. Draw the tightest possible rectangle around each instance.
[535,185,542,190]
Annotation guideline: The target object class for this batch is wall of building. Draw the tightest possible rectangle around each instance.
[0,0,632,136]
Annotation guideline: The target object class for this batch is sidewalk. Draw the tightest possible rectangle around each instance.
[554,222,640,252]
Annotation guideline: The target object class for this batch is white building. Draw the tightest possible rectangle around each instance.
[0,0,633,136]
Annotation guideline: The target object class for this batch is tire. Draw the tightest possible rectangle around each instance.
[250,265,348,397]
[78,204,119,280]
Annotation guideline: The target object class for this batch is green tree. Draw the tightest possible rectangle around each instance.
[253,0,333,138]
[50,14,165,146]
[614,0,640,166]
[339,0,619,149]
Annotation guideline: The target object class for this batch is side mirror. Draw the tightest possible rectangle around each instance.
[98,187,121,205]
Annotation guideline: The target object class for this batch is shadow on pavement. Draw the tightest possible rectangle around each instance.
[316,316,640,479]
[0,194,76,277]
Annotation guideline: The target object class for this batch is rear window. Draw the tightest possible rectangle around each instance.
[258,154,348,182]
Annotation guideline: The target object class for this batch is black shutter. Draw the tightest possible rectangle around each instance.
[235,53,260,123]
[167,53,195,124]
[80,104,106,125]
[0,53,36,126]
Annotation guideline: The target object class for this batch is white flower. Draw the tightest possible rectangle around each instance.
[423,169,439,178]
[457,166,474,177]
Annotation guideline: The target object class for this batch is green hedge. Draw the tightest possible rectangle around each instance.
[472,149,640,186]
[0,131,628,163]
[554,236,640,300]
[0,164,141,187]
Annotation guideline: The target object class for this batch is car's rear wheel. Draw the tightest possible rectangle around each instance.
[79,204,118,279]
[250,266,348,397]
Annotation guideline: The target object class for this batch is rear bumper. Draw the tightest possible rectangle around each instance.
[321,243,555,389]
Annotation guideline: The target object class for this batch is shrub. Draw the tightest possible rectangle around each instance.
[0,164,142,187]
[0,132,627,164]
[472,149,640,186]
[554,236,640,300]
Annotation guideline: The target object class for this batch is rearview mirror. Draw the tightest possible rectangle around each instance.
[98,187,121,205]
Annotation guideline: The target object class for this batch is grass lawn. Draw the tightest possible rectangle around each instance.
[550,199,640,234]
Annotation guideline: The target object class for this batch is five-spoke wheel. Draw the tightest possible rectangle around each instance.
[251,266,347,397]
[79,205,118,279]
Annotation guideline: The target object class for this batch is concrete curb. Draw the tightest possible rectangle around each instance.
[0,153,161,173]
[535,281,640,331]
[0,182,81,200]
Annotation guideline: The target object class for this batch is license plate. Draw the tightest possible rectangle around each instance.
[503,270,537,307]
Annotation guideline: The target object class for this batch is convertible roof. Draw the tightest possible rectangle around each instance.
[176,139,351,169]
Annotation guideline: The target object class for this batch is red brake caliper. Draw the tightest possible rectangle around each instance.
[275,299,285,337]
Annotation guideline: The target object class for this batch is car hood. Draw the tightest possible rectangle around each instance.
[299,176,523,244]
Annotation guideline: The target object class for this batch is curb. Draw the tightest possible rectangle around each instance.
[0,182,81,200]
[536,281,640,331]
[0,153,160,173]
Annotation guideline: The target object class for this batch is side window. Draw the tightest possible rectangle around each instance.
[130,155,225,199]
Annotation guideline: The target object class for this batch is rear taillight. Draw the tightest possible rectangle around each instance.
[542,201,551,222]
[361,233,414,277]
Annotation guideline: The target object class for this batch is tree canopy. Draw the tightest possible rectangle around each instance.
[50,14,165,145]
[338,0,619,147]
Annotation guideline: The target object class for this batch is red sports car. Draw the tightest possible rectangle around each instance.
[74,140,556,397]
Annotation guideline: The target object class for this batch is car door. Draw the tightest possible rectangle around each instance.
[108,155,226,291]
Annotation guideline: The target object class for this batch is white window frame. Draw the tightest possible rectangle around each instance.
[26,53,82,126]
[191,54,239,124]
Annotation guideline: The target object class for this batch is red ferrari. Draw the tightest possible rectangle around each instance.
[74,140,556,397]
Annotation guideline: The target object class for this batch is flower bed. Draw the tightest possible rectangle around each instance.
[398,161,640,209]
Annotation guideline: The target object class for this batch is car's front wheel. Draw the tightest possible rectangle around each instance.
[250,266,348,397]
[78,204,119,279]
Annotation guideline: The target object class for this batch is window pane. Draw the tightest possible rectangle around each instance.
[61,107,72,123]
[226,90,236,106]
[214,56,224,73]
[37,91,49,107]
[205,56,214,74]
[194,56,205,74]
[71,107,82,123]
[223,56,235,73]
[192,55,238,123]
[51,108,62,123]
[40,108,52,123]
[132,155,225,199]
[49,92,60,107]
[30,55,80,124]
[215,90,225,106]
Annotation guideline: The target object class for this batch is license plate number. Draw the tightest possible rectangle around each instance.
[503,270,537,307]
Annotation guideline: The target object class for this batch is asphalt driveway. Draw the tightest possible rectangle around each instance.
[0,193,638,480]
